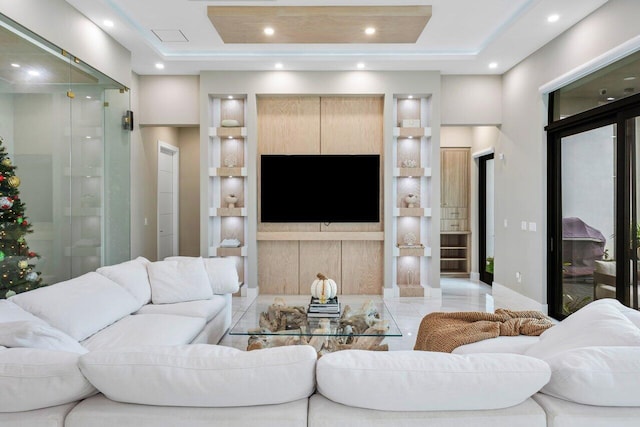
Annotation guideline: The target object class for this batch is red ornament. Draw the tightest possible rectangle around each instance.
[21,219,28,226]
[28,251,37,258]
[0,176,4,182]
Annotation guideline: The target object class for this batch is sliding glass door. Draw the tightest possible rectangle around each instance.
[479,153,494,285]
[548,98,640,318]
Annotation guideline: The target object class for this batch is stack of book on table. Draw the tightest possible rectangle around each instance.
[307,297,341,318]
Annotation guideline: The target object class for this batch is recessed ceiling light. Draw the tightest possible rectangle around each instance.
[10,63,20,68]
[364,27,376,35]
[85,96,92,99]
[227,95,233,99]
[264,27,275,36]
[274,62,283,69]
[624,76,637,81]
[357,62,365,69]
[408,95,413,99]
[103,20,114,28]
[155,63,165,70]
[547,14,560,23]
[85,136,92,139]
[488,62,498,69]
[607,97,616,101]
[27,70,40,76]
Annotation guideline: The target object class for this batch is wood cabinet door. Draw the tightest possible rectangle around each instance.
[441,148,469,209]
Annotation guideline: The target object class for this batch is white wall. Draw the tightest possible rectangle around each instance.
[138,76,200,126]
[0,0,131,87]
[441,75,502,126]
[496,0,640,310]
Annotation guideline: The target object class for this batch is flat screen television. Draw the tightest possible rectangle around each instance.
[261,154,380,223]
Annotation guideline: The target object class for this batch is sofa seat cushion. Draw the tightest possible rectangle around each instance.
[541,346,640,406]
[0,348,96,412]
[0,321,87,354]
[96,257,151,308]
[9,272,140,341]
[533,393,640,427]
[79,344,317,407]
[135,296,226,321]
[308,394,547,427]
[453,335,539,355]
[81,314,206,351]
[524,301,640,360]
[0,402,78,427]
[66,394,309,427]
[316,350,550,411]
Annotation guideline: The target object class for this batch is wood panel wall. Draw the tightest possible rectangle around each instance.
[257,95,384,295]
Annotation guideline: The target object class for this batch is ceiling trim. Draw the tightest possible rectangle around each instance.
[207,5,431,44]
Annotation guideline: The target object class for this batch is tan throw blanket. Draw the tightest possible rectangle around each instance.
[413,309,554,353]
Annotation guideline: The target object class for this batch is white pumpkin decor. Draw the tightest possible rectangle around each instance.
[311,273,337,303]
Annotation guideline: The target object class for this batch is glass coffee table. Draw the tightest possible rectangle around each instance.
[229,295,402,354]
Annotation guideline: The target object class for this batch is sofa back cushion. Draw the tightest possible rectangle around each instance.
[0,321,88,354]
[316,350,550,411]
[79,344,317,407]
[9,272,140,341]
[147,258,214,304]
[524,302,640,360]
[0,300,46,324]
[542,346,640,406]
[165,256,239,294]
[0,348,96,412]
[96,256,151,308]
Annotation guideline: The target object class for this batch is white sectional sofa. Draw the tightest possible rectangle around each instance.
[2,257,640,427]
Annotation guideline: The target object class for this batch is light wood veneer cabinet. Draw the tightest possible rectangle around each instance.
[440,147,470,276]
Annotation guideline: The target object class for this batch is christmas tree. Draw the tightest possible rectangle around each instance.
[0,136,44,298]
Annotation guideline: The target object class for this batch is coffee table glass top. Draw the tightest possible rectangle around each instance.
[229,295,402,337]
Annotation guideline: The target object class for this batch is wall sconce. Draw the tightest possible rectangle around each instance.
[122,110,134,131]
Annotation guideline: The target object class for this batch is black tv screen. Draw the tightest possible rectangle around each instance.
[261,154,380,223]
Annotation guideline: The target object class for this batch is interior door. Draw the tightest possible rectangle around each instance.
[157,141,179,260]
[479,153,494,285]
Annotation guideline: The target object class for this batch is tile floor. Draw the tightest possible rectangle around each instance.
[219,277,493,351]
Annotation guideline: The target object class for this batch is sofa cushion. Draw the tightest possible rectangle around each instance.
[165,256,239,294]
[0,321,87,354]
[524,302,640,360]
[533,393,640,427]
[316,350,550,411]
[135,296,226,321]
[81,314,206,351]
[0,300,47,324]
[9,272,140,341]
[541,346,640,406]
[588,297,640,329]
[0,348,96,412]
[147,258,213,304]
[79,344,317,407]
[453,335,539,355]
[96,256,151,308]
[65,394,310,427]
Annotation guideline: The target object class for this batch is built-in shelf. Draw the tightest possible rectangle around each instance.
[213,207,247,217]
[208,167,247,177]
[209,246,247,257]
[393,127,432,138]
[394,167,431,177]
[257,231,384,241]
[394,207,432,217]
[394,246,432,257]
[208,126,247,139]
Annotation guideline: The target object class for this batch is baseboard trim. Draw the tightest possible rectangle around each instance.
[492,282,548,314]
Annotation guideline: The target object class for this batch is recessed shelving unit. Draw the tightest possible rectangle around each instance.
[392,95,433,297]
[207,96,249,290]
